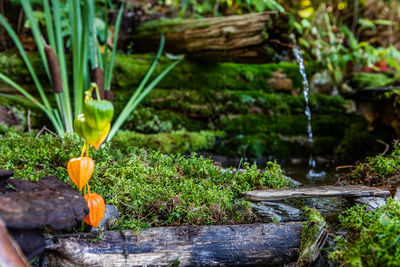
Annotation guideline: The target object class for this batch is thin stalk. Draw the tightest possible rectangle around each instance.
[53,0,73,132]
[42,0,56,50]
[105,4,124,90]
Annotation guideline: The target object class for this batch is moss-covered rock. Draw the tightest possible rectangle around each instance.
[113,130,223,154]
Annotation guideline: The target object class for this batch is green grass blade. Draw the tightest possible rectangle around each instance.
[0,72,64,134]
[42,0,56,50]
[105,3,124,90]
[0,14,52,111]
[20,0,51,80]
[107,57,182,141]
[52,0,73,132]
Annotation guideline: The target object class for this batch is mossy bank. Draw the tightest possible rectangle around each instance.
[0,127,292,231]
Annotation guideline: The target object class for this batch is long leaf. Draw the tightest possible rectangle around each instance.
[43,0,57,50]
[105,3,124,90]
[0,14,52,111]
[0,72,64,133]
[107,57,183,141]
[52,0,73,132]
[20,0,51,80]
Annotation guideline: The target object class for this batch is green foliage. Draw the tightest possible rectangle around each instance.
[113,130,222,154]
[167,0,284,18]
[331,199,400,266]
[0,128,291,230]
[350,141,400,185]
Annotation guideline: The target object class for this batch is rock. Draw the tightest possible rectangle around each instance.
[310,71,333,95]
[252,201,303,222]
[394,186,400,201]
[92,205,120,231]
[268,70,294,92]
[0,176,88,230]
[353,196,386,210]
[285,176,303,187]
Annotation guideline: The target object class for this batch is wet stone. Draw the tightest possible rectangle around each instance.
[353,196,386,211]
[252,201,303,222]
[92,204,120,231]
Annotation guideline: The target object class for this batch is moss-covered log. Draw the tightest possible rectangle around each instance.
[0,52,301,94]
[129,12,290,63]
[45,222,303,267]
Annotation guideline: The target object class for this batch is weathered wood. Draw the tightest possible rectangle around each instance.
[45,222,303,266]
[0,169,14,180]
[0,218,30,267]
[297,210,328,266]
[130,12,289,63]
[243,185,390,202]
[0,176,88,230]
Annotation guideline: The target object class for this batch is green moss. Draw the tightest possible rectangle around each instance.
[331,199,400,266]
[352,72,396,89]
[113,130,222,154]
[111,54,302,92]
[0,128,291,230]
[348,141,400,185]
[299,208,326,262]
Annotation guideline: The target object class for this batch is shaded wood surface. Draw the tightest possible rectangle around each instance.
[243,185,390,201]
[0,176,88,230]
[0,218,30,267]
[298,214,328,266]
[45,222,303,266]
[130,12,289,63]
[0,169,14,180]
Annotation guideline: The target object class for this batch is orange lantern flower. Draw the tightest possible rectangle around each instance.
[67,157,94,191]
[83,192,105,228]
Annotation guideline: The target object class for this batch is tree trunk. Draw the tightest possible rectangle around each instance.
[45,222,303,266]
[128,12,290,63]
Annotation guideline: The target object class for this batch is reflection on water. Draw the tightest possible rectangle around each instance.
[282,162,339,186]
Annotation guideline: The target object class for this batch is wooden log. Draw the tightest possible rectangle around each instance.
[0,218,30,267]
[129,12,290,63]
[243,185,390,202]
[45,222,303,266]
[297,209,328,266]
[0,176,88,230]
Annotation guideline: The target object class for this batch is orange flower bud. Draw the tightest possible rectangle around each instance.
[83,193,105,228]
[67,157,94,191]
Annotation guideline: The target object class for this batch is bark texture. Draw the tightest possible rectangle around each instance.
[130,12,290,63]
[243,185,390,201]
[45,222,303,266]
[0,176,88,230]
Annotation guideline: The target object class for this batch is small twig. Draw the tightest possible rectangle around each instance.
[335,165,356,171]
[270,39,296,48]
[27,110,31,135]
[35,126,57,138]
[377,139,389,156]
[120,201,138,211]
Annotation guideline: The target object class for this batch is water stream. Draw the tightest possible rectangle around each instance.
[292,47,326,179]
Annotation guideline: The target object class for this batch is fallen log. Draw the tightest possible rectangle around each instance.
[45,222,303,266]
[243,185,390,202]
[129,12,290,63]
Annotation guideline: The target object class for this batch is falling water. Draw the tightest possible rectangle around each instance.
[292,47,326,178]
